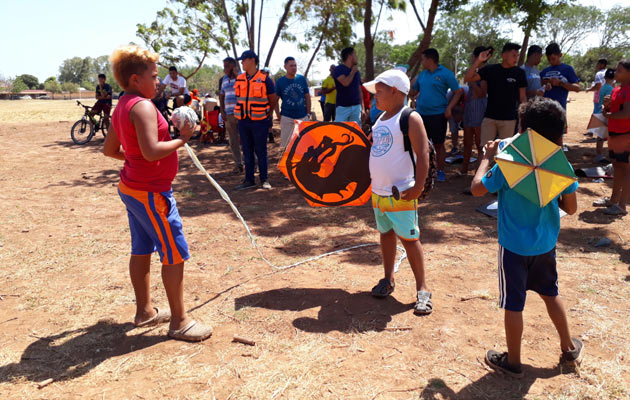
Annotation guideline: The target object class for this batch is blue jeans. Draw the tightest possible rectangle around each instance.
[239,119,268,183]
[334,104,361,126]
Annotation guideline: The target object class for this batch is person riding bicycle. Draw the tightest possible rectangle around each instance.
[91,73,113,125]
[160,66,191,110]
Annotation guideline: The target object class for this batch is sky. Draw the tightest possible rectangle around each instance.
[0,0,624,84]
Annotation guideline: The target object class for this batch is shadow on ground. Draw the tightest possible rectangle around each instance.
[0,320,167,384]
[235,288,416,333]
[419,363,571,400]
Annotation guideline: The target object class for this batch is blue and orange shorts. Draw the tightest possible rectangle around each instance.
[372,193,419,241]
[118,182,189,265]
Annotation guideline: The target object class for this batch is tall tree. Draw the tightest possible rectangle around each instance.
[487,0,569,66]
[534,4,601,54]
[598,5,630,50]
[406,0,467,78]
[297,0,359,79]
[16,74,39,90]
[137,0,237,79]
[362,0,406,80]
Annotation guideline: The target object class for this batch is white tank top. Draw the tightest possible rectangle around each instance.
[369,107,416,196]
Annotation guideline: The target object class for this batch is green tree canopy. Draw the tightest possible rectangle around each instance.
[16,74,39,90]
[11,78,28,94]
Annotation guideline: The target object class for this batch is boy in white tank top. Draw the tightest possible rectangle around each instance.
[363,70,434,315]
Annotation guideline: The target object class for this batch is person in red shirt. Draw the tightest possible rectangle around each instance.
[601,60,630,215]
[103,45,213,341]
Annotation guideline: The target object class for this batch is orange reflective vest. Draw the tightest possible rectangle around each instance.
[234,70,270,121]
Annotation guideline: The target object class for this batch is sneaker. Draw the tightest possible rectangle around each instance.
[261,180,272,189]
[561,337,585,365]
[594,155,609,164]
[413,290,433,315]
[484,350,524,378]
[603,204,627,215]
[232,165,244,175]
[234,180,256,191]
[592,197,611,207]
[437,170,446,182]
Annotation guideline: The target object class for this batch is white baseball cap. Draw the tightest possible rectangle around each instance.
[363,69,410,95]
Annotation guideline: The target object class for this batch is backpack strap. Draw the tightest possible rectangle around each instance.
[399,106,417,178]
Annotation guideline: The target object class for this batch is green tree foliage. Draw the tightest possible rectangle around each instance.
[487,0,569,65]
[61,82,80,93]
[58,57,93,85]
[431,3,510,77]
[44,77,62,93]
[296,0,361,78]
[534,4,600,54]
[16,74,39,90]
[137,0,232,76]
[11,78,28,94]
[598,5,630,50]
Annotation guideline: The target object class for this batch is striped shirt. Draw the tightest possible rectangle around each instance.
[220,74,237,115]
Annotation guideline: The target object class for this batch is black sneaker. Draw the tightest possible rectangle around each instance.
[561,337,584,365]
[485,350,524,378]
[234,180,256,191]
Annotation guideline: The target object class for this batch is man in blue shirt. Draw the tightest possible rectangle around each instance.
[333,47,364,126]
[408,48,460,181]
[540,43,580,110]
[275,56,311,149]
[471,96,582,378]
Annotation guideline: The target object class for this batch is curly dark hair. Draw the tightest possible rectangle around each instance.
[518,97,566,143]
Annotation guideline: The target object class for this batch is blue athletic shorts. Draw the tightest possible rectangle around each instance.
[118,182,190,265]
[372,193,419,240]
[498,245,558,312]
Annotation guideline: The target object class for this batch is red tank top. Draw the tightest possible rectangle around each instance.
[112,95,178,192]
[608,84,630,133]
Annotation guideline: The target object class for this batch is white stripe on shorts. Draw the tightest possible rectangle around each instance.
[498,245,507,309]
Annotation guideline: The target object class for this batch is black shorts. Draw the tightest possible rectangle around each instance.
[498,245,558,312]
[420,114,447,145]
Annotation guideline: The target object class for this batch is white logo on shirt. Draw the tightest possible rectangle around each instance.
[371,125,393,157]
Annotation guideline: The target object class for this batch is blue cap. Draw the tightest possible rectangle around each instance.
[237,50,258,61]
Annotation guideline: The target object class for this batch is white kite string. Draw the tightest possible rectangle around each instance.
[183,143,407,271]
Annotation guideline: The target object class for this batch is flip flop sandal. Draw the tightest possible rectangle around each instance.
[413,290,433,315]
[371,278,395,298]
[168,320,213,342]
[135,307,171,327]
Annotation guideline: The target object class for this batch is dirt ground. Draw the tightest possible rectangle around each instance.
[0,93,629,399]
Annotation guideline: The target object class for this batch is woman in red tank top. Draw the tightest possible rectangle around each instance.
[103,45,212,341]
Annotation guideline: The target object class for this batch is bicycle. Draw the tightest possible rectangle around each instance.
[70,100,110,145]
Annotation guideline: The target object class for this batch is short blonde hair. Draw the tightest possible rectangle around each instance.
[109,45,159,90]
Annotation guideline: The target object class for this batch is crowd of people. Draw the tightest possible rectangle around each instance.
[100,42,629,381]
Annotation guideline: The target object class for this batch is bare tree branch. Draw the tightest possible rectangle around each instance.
[409,0,426,31]
[264,0,295,67]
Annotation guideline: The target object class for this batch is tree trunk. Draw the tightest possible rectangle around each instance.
[407,0,439,78]
[240,0,253,49]
[304,13,331,79]
[364,0,374,80]
[264,0,295,68]
[250,0,256,51]
[222,0,239,61]
[518,25,532,67]
[257,0,264,55]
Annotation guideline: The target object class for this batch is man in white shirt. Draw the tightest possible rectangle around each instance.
[161,66,191,108]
